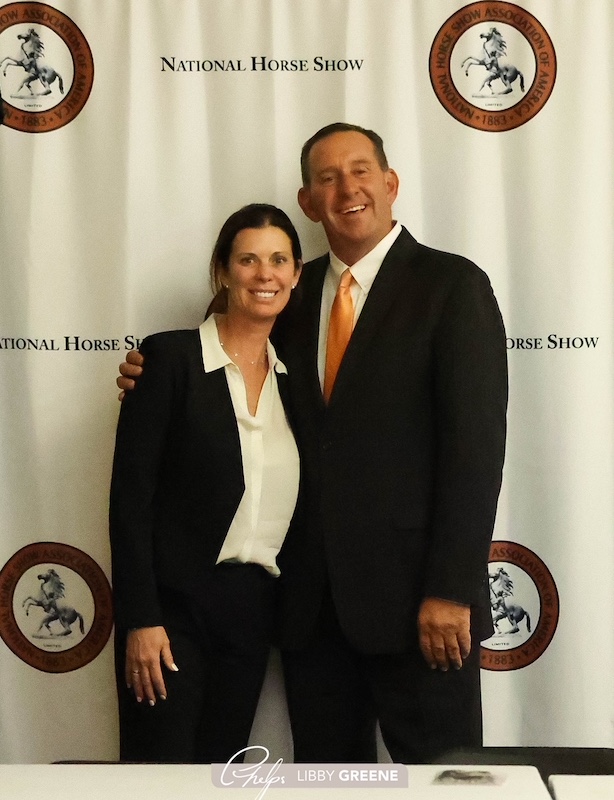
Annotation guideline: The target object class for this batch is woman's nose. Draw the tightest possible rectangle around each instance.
[255,261,273,280]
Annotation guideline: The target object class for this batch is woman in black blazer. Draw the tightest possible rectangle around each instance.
[109,204,303,763]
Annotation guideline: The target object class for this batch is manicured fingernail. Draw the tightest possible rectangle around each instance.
[136,696,142,703]
[149,699,155,707]
[171,663,179,672]
[160,695,167,701]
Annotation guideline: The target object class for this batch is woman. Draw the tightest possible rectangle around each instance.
[109,204,302,763]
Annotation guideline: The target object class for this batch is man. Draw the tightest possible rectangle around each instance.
[118,123,507,763]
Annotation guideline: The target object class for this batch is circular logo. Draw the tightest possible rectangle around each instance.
[0,2,94,133]
[429,2,556,131]
[481,541,559,671]
[0,542,113,672]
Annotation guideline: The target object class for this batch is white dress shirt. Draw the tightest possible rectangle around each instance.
[317,222,403,386]
[198,314,300,576]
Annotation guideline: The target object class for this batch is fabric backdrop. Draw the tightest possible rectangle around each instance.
[0,0,612,763]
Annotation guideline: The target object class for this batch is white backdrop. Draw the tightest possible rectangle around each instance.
[0,0,612,763]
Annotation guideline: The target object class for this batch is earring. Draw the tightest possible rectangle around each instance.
[291,284,296,289]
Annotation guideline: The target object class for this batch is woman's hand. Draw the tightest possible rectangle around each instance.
[125,626,178,705]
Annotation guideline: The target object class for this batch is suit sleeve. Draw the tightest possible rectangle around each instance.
[109,334,177,631]
[423,262,508,606]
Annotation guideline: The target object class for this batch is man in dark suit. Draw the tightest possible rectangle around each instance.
[118,122,507,764]
[274,123,507,764]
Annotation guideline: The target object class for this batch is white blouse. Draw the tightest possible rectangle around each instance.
[198,314,300,576]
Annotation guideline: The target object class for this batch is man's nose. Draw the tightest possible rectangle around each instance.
[338,172,359,196]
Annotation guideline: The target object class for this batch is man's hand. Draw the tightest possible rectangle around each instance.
[418,597,471,672]
[117,349,144,400]
[125,626,179,705]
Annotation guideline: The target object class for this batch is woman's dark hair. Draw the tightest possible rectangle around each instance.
[207,204,302,315]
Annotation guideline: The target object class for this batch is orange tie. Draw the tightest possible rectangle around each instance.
[324,269,355,402]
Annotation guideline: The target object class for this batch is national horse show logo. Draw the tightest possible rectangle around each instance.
[481,541,559,671]
[0,542,113,672]
[0,2,93,132]
[429,2,556,131]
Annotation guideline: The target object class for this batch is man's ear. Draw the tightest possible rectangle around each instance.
[386,169,400,206]
[297,186,320,222]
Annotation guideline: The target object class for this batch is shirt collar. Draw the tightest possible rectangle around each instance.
[329,221,402,292]
[198,314,287,375]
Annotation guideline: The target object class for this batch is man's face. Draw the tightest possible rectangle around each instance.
[298,131,399,265]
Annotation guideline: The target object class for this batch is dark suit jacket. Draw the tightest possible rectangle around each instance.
[109,328,295,632]
[276,227,508,654]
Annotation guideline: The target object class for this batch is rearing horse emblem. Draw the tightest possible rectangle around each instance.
[461,27,525,97]
[22,568,86,638]
[488,567,531,635]
[0,28,64,99]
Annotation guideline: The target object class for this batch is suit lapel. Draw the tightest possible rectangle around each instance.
[275,371,299,436]
[294,255,328,412]
[328,228,420,403]
[190,350,244,495]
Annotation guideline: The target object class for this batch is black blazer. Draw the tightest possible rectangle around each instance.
[109,328,295,632]
[276,227,508,653]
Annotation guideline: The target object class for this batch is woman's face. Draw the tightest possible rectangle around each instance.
[223,225,301,323]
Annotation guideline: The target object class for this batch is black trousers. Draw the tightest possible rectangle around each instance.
[115,563,276,763]
[281,591,483,764]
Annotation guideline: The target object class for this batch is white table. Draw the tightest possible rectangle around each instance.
[407,765,550,798]
[0,763,552,800]
[549,774,614,799]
